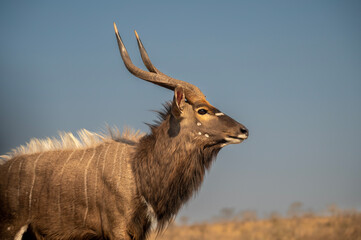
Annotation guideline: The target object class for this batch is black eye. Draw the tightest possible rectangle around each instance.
[197,109,208,115]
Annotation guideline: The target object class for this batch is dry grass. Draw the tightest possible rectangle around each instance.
[149,210,361,240]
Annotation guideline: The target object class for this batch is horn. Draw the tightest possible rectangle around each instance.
[113,22,208,104]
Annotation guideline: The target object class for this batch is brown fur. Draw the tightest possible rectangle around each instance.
[133,104,221,231]
[1,140,138,239]
[0,98,246,240]
[0,30,248,240]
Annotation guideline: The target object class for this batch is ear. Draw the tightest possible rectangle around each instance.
[171,86,185,118]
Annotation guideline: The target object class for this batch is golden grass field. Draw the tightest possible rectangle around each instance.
[149,209,361,240]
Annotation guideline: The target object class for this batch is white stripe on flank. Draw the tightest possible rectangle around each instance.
[102,144,111,179]
[83,148,96,224]
[28,152,44,218]
[116,147,124,190]
[72,149,86,219]
[7,158,16,174]
[58,150,76,217]
[17,158,25,207]
[94,146,104,209]
[111,144,120,187]
[59,150,76,177]
[100,144,111,205]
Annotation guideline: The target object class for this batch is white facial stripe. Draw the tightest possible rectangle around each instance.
[215,113,224,116]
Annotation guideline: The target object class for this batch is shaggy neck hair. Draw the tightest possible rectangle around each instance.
[132,104,221,231]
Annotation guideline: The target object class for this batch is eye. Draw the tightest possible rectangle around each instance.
[197,109,208,115]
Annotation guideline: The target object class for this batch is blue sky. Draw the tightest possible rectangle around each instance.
[1,1,360,222]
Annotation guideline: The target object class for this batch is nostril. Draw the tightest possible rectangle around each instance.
[240,127,249,136]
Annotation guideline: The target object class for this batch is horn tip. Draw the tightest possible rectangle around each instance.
[134,30,139,40]
[113,22,118,34]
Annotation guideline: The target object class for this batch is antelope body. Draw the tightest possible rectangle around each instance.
[0,23,249,240]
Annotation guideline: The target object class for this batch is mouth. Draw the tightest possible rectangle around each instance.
[205,134,248,148]
[224,134,248,144]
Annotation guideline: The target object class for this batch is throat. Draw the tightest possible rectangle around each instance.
[132,133,220,229]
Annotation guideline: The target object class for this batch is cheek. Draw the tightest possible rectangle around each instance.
[208,120,222,130]
[195,118,220,132]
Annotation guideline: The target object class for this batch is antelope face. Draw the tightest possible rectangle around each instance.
[192,104,248,147]
[113,23,249,147]
[172,87,248,147]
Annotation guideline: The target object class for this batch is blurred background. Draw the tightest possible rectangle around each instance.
[1,0,360,224]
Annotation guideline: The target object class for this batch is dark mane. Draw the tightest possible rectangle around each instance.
[133,104,221,232]
[146,102,172,132]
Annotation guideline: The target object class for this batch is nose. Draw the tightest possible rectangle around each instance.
[240,126,249,137]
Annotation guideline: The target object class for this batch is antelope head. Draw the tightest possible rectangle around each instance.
[114,23,248,148]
